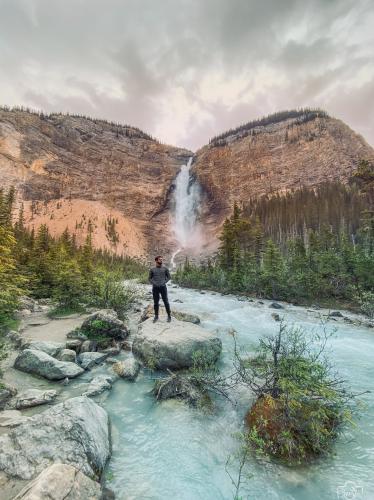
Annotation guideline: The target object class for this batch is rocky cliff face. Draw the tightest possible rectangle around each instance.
[192,114,374,237]
[1,108,373,259]
[0,108,191,257]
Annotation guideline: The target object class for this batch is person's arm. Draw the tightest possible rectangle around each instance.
[148,269,153,284]
[165,268,171,283]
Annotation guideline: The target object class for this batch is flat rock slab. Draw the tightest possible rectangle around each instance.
[133,318,222,369]
[0,396,110,481]
[14,349,84,380]
[14,463,102,499]
[10,389,57,410]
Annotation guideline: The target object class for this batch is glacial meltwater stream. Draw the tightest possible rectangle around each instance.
[103,287,374,500]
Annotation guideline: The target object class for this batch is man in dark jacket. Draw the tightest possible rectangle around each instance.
[148,255,171,323]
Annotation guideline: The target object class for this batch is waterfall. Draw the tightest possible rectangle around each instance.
[171,157,201,268]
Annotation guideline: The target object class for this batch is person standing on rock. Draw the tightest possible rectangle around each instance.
[149,256,172,323]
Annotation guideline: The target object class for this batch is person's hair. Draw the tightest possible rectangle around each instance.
[155,255,162,261]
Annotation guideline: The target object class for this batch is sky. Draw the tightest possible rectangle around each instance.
[0,0,373,151]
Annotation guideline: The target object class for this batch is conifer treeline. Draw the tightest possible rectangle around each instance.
[209,108,328,147]
[175,173,374,313]
[0,105,157,142]
[242,181,372,248]
[0,188,146,328]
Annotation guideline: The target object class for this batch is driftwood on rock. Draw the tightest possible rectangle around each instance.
[153,371,211,407]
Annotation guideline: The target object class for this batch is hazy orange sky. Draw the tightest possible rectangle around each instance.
[0,0,373,150]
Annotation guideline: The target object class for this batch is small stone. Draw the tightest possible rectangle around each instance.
[112,357,140,381]
[105,357,118,364]
[329,310,344,318]
[78,352,108,370]
[271,313,281,322]
[59,348,77,363]
[101,486,116,499]
[6,330,23,348]
[67,330,88,341]
[269,302,284,309]
[0,385,17,410]
[80,340,98,353]
[65,339,83,352]
[19,309,32,317]
[102,345,121,356]
[82,375,114,397]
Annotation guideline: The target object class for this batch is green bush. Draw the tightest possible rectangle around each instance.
[238,322,359,463]
[355,290,374,318]
[87,269,140,319]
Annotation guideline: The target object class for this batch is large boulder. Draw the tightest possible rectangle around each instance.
[21,341,65,358]
[80,309,129,347]
[14,463,102,499]
[0,396,110,480]
[14,349,84,380]
[133,318,222,369]
[10,389,57,410]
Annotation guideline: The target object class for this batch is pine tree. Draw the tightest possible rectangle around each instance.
[261,240,285,299]
[0,224,26,324]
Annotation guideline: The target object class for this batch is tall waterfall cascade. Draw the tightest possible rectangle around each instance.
[171,157,202,268]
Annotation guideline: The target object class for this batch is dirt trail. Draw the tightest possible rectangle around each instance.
[20,312,88,343]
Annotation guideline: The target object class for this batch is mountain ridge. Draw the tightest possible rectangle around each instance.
[1,106,373,259]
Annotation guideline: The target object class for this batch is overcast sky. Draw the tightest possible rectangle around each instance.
[0,0,373,150]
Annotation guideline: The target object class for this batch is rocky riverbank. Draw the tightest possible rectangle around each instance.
[0,289,223,499]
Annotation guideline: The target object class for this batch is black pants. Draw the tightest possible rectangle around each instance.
[152,285,171,317]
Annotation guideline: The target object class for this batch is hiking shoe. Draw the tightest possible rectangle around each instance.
[167,315,172,323]
[153,316,159,323]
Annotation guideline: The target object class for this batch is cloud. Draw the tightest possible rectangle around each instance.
[0,0,373,150]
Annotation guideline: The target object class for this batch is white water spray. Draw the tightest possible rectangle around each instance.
[170,157,201,268]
